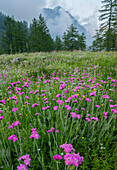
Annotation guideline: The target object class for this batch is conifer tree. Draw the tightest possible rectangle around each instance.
[63,24,86,51]
[2,16,28,54]
[2,16,16,54]
[92,0,117,51]
[29,18,39,52]
[63,24,79,50]
[29,14,54,52]
[13,21,28,53]
[78,33,86,50]
[55,35,63,51]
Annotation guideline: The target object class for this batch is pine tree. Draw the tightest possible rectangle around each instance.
[38,14,54,52]
[2,16,16,54]
[99,0,117,51]
[63,24,86,51]
[0,12,6,54]
[2,16,28,54]
[91,29,104,51]
[55,35,63,51]
[91,0,117,51]
[29,14,54,52]
[63,24,79,50]
[78,33,86,51]
[28,18,39,52]
[13,21,28,53]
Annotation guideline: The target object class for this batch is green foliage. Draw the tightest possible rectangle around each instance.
[29,14,54,52]
[54,36,63,51]
[0,12,6,46]
[0,51,117,169]
[63,24,86,51]
[92,0,117,51]
[1,16,28,54]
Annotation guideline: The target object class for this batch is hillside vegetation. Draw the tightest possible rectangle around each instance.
[0,51,117,170]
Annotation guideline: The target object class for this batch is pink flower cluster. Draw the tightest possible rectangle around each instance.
[70,112,81,119]
[12,108,18,112]
[17,164,27,170]
[47,127,59,133]
[53,155,62,160]
[29,128,40,139]
[59,143,83,167]
[42,106,49,110]
[8,121,20,129]
[60,143,75,153]
[64,153,83,167]
[64,105,71,110]
[53,106,58,110]
[17,154,31,170]
[8,135,18,142]
[90,91,96,96]
[18,154,31,165]
[57,99,63,105]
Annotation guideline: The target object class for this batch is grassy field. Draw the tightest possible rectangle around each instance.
[0,51,117,170]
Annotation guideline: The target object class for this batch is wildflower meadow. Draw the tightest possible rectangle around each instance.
[0,51,117,170]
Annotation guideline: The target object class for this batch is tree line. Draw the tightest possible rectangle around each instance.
[0,0,116,54]
[0,14,86,54]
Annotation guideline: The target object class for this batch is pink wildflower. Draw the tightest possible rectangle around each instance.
[12,108,18,112]
[64,154,73,165]
[47,130,53,133]
[70,112,77,118]
[91,117,99,121]
[90,91,96,96]
[12,121,20,126]
[53,155,62,160]
[77,114,81,119]
[72,153,83,167]
[35,113,39,115]
[30,133,40,139]
[8,125,13,129]
[85,118,91,122]
[30,129,40,139]
[87,114,90,117]
[53,106,58,110]
[32,103,39,108]
[17,164,28,170]
[25,96,29,99]
[8,135,18,142]
[95,105,100,108]
[57,99,63,105]
[55,130,59,133]
[104,112,107,115]
[0,116,3,120]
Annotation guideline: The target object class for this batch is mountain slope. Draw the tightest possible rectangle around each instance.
[43,6,92,45]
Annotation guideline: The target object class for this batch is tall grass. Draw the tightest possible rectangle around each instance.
[0,51,117,169]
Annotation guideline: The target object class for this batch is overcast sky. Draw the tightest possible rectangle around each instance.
[0,0,102,23]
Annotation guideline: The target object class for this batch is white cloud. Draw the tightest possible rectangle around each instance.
[45,8,72,38]
[0,0,101,23]
[79,7,100,36]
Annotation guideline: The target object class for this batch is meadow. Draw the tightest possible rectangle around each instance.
[0,51,117,170]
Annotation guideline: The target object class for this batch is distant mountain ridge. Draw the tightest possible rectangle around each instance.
[0,7,93,46]
[42,6,92,45]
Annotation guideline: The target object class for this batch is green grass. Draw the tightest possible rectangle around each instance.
[0,51,117,170]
